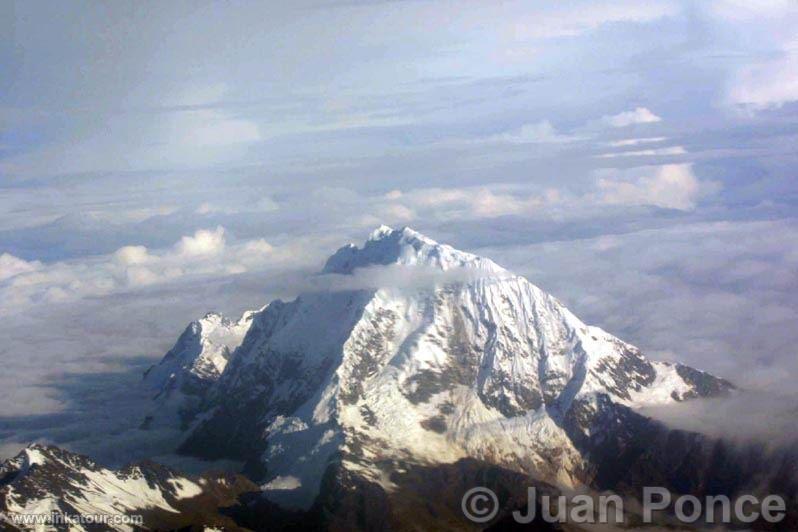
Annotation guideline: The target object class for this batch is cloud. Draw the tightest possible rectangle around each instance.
[483,120,581,144]
[398,186,554,219]
[708,0,798,109]
[382,167,717,221]
[0,253,41,281]
[600,107,662,128]
[163,82,262,146]
[114,245,151,266]
[434,119,582,149]
[167,83,230,107]
[159,85,263,150]
[508,1,677,40]
[606,137,668,147]
[1,85,263,179]
[175,226,226,256]
[639,391,798,446]
[596,146,686,158]
[595,163,716,210]
[0,227,280,311]
[175,109,261,147]
[239,238,274,258]
[196,196,279,215]
[725,42,798,109]
[318,165,719,228]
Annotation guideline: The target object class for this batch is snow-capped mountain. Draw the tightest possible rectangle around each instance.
[152,226,733,509]
[7,226,796,531]
[0,444,256,531]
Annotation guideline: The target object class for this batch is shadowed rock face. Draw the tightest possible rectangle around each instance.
[220,458,568,531]
[573,401,798,530]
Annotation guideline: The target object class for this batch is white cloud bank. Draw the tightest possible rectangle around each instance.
[360,163,717,221]
[0,227,277,312]
[395,186,554,219]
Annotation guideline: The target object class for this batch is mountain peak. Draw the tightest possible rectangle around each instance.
[20,444,54,467]
[367,224,395,241]
[323,225,502,275]
[367,225,430,244]
[145,227,736,513]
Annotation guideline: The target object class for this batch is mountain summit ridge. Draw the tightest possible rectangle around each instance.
[323,225,505,275]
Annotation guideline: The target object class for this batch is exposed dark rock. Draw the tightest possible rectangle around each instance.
[420,415,447,434]
[592,348,656,400]
[674,363,735,399]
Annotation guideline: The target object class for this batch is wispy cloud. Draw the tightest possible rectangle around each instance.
[596,145,686,158]
[600,107,662,128]
[480,120,582,144]
[711,0,798,110]
[606,137,668,147]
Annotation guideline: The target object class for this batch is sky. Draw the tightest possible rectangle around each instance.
[1,0,797,462]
